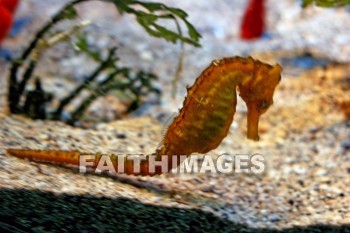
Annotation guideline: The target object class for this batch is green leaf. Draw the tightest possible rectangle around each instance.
[302,0,350,7]
[184,21,201,46]
[135,2,165,12]
[166,8,188,19]
[111,0,201,47]
[72,32,102,61]
[136,12,158,25]
[152,24,180,43]
[61,5,78,19]
[302,0,314,7]
[111,0,135,14]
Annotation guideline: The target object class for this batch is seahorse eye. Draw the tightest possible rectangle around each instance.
[260,100,270,109]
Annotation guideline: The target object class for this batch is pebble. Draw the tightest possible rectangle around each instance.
[341,139,350,150]
[116,133,127,139]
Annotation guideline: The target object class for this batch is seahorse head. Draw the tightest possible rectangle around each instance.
[238,62,282,140]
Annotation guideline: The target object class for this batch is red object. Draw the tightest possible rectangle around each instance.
[240,0,265,40]
[0,0,19,44]
[0,0,19,13]
[0,5,13,43]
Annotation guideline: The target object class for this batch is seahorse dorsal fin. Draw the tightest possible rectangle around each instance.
[157,112,178,149]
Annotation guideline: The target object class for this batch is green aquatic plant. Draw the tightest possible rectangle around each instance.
[7,0,201,124]
[302,0,350,7]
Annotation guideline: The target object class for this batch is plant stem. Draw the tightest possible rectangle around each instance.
[53,47,117,119]
[8,0,88,113]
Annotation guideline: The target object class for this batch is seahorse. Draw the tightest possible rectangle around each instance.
[7,56,282,176]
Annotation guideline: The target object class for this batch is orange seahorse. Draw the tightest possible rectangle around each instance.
[7,56,282,176]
